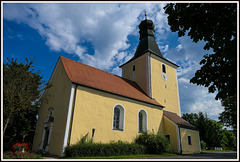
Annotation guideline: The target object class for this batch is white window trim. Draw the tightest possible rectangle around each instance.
[112,104,125,131]
[138,109,148,133]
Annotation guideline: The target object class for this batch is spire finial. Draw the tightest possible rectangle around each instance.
[145,11,147,20]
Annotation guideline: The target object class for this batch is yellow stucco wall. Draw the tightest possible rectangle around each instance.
[69,85,164,145]
[151,56,180,115]
[180,128,201,154]
[121,53,148,95]
[32,60,72,156]
[163,117,179,153]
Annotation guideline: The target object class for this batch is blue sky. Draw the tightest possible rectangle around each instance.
[2,2,224,121]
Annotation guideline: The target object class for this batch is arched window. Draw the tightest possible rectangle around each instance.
[113,105,125,131]
[138,110,147,132]
[162,64,166,73]
[113,108,120,129]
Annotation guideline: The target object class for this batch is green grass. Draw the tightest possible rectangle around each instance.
[202,149,236,152]
[61,152,177,159]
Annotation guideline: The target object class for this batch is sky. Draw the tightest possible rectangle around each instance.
[2,2,226,121]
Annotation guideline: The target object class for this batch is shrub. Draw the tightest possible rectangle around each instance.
[201,141,206,150]
[12,142,32,152]
[3,151,41,159]
[64,141,146,157]
[135,130,170,154]
[65,131,171,157]
[3,151,15,159]
[3,141,15,152]
[3,142,41,159]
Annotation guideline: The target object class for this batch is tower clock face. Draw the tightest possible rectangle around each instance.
[162,73,167,81]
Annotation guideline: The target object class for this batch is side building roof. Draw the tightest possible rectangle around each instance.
[163,111,198,130]
[60,56,163,108]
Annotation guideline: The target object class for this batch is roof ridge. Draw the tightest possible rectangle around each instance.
[60,56,123,78]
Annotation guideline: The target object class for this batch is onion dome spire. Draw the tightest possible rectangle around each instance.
[134,12,163,58]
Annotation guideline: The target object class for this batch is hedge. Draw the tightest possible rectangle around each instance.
[135,131,170,154]
[65,142,146,157]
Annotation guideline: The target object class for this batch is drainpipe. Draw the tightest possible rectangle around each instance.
[178,127,182,154]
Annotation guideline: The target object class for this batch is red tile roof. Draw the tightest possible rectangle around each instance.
[163,111,198,130]
[60,56,163,107]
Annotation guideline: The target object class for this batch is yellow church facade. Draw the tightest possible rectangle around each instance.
[32,18,201,157]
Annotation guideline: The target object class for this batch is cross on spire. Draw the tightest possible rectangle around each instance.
[145,11,147,20]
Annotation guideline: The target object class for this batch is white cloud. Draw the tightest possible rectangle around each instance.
[4,3,170,71]
[160,44,169,53]
[176,44,182,52]
[111,66,122,77]
[3,2,224,121]
[166,35,223,120]
[179,77,224,120]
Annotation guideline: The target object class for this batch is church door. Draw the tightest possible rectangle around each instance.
[43,127,50,150]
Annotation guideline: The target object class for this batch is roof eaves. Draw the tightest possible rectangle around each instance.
[150,53,179,68]
[163,111,198,131]
[72,81,164,109]
[120,51,179,68]
[178,125,199,131]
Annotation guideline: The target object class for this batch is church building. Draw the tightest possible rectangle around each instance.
[32,16,201,157]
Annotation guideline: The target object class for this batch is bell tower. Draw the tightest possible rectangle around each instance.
[120,14,181,115]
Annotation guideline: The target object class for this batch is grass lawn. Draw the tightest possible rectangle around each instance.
[202,149,236,152]
[61,153,177,159]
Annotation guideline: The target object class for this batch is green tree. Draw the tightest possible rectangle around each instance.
[219,94,237,130]
[164,3,237,130]
[182,112,210,146]
[222,129,236,149]
[3,58,49,147]
[182,112,236,149]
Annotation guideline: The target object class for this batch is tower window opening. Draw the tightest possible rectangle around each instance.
[133,65,136,72]
[162,64,166,73]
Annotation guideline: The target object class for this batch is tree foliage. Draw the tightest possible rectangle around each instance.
[3,58,50,149]
[164,3,237,129]
[182,112,236,149]
[219,94,237,130]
